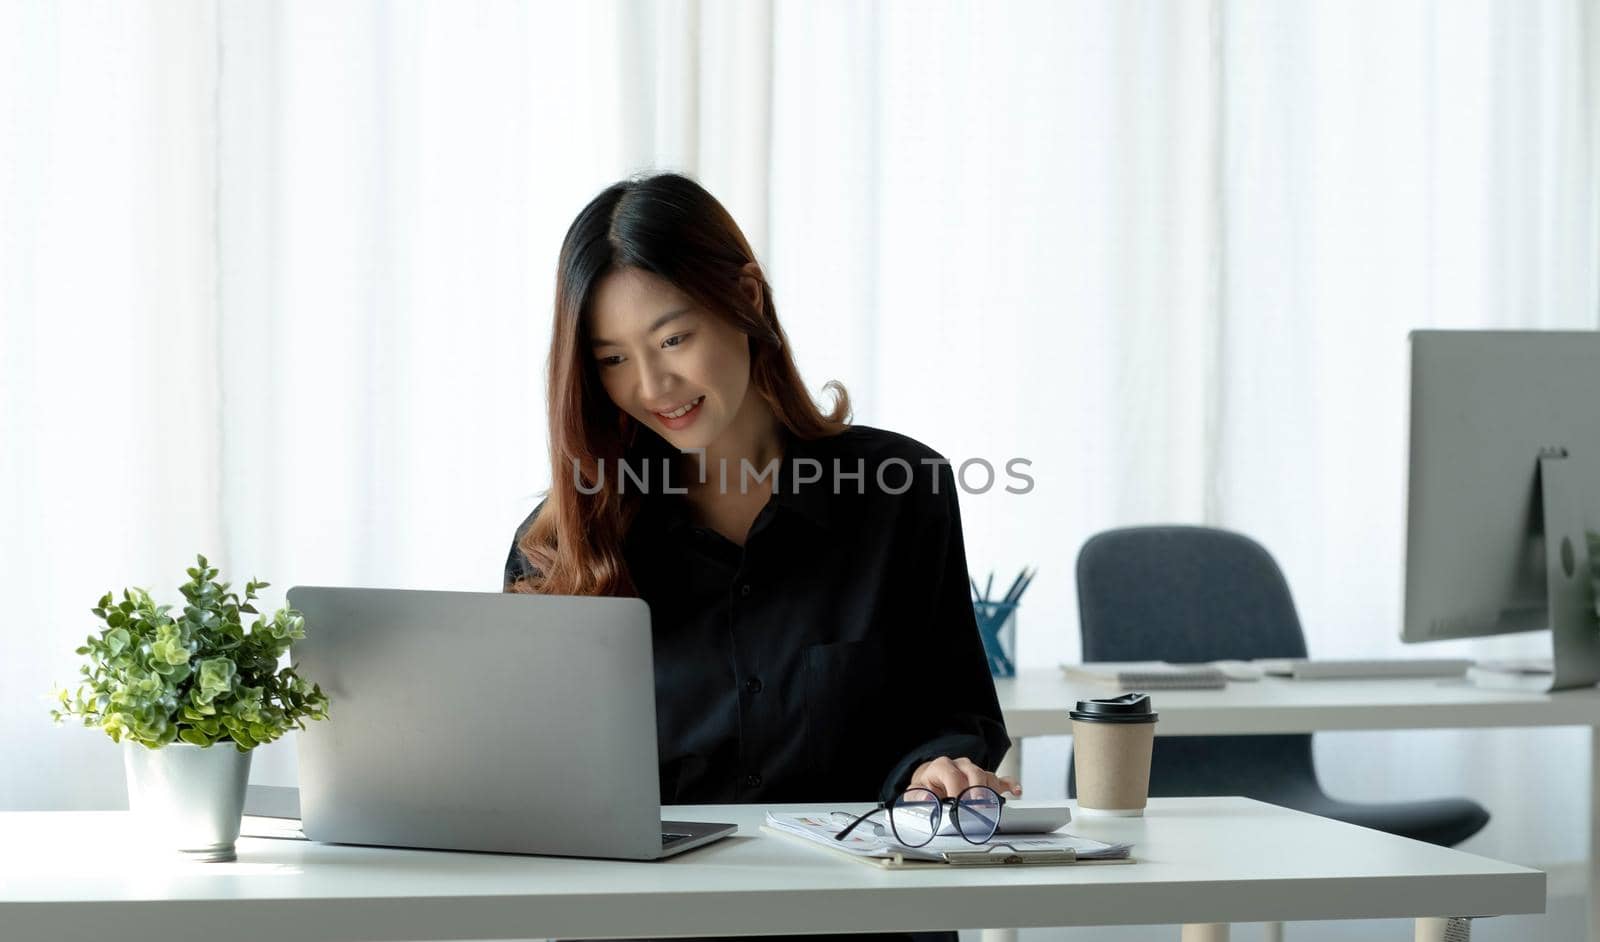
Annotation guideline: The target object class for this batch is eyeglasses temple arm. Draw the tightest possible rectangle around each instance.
[833,804,887,840]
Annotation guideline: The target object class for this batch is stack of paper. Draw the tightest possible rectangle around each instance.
[1062,661,1228,690]
[763,812,1133,865]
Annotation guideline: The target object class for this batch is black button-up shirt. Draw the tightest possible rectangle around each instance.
[505,425,1009,806]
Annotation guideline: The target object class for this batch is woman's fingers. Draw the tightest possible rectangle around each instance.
[909,756,962,797]
[908,756,1023,798]
[951,757,1023,797]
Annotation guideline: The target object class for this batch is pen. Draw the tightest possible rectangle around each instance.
[1011,567,1036,606]
[1000,568,1025,607]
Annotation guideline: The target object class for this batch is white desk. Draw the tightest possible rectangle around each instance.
[993,670,1600,939]
[0,799,1541,941]
[996,669,1600,738]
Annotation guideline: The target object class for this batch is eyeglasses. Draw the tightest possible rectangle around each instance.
[833,785,1005,847]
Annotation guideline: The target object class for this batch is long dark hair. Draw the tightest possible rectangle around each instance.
[510,173,850,596]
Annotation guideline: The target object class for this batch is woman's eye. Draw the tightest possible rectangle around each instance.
[662,333,691,349]
[597,355,624,368]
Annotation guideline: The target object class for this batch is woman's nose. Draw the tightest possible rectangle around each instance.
[637,356,676,404]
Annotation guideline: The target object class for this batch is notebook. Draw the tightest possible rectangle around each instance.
[1061,661,1228,690]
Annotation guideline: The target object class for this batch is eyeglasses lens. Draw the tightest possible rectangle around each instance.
[954,785,1002,843]
[888,787,941,847]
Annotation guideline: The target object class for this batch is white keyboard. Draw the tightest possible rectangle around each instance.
[1254,658,1473,680]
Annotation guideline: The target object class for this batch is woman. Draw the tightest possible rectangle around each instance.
[504,172,1014,835]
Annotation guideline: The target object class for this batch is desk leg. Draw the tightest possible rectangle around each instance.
[1591,725,1599,942]
[1179,925,1228,941]
[1414,916,1471,940]
[978,746,1025,942]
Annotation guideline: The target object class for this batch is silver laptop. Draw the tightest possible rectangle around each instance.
[283,586,736,860]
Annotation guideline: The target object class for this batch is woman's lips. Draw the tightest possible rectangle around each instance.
[655,395,704,431]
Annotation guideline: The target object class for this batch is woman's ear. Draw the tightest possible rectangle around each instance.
[739,261,764,317]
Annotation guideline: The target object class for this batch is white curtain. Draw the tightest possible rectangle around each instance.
[4,0,1596,896]
[1,1,223,809]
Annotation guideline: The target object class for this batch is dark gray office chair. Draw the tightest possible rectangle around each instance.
[1067,526,1490,847]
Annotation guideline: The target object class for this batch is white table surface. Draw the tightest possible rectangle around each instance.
[995,669,1600,737]
[0,798,1543,941]
[992,669,1600,942]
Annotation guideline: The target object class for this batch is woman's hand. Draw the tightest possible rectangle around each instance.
[909,756,1021,798]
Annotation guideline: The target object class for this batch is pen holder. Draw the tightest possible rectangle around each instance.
[973,600,1017,678]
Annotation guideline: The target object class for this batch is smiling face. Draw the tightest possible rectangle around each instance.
[588,266,758,452]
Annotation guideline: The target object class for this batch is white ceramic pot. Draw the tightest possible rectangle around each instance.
[123,740,253,862]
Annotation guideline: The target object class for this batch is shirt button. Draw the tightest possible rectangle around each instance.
[739,583,752,598]
[745,773,762,788]
[745,677,763,694]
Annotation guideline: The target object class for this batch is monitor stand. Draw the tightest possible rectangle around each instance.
[1472,452,1600,692]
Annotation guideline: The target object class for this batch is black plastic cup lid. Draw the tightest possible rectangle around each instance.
[1070,692,1159,724]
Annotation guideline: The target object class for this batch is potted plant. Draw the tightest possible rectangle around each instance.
[52,555,329,861]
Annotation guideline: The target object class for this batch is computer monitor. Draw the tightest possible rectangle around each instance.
[1401,330,1600,690]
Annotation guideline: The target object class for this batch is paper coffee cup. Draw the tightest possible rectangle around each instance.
[1071,692,1158,817]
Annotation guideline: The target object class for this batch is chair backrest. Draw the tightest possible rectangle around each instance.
[1069,526,1319,801]
[1076,526,1309,663]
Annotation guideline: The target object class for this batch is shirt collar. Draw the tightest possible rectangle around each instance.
[629,431,841,536]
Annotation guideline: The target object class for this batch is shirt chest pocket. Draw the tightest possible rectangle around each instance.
[803,638,892,780]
